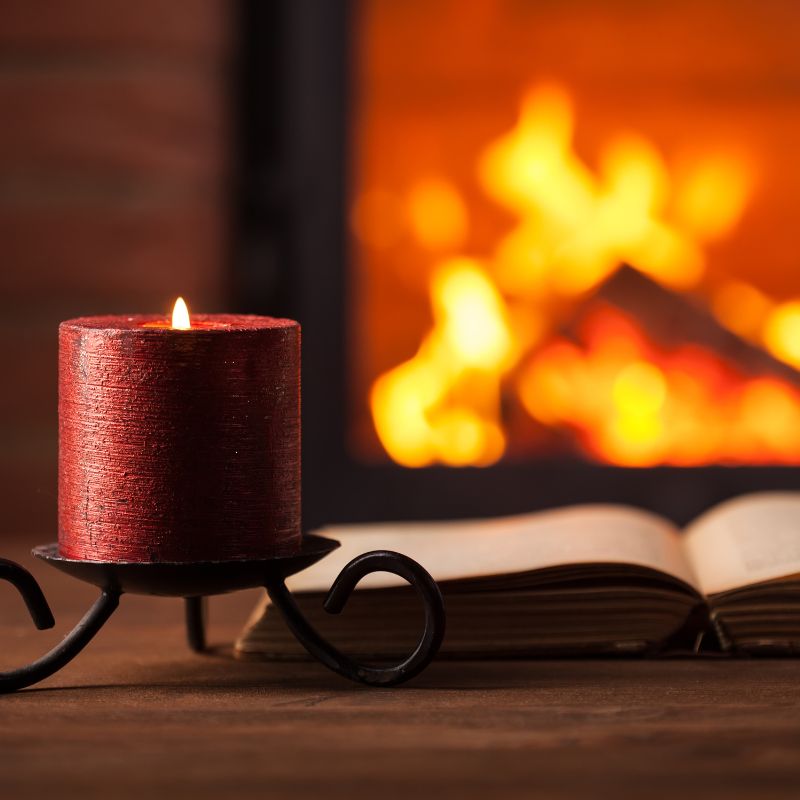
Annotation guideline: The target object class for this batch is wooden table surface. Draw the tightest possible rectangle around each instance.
[1,537,800,800]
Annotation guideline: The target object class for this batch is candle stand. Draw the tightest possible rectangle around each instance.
[0,535,445,692]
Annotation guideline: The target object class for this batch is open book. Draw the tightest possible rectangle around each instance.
[236,492,800,660]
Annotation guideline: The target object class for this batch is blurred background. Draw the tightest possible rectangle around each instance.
[5,0,800,538]
[0,1,232,535]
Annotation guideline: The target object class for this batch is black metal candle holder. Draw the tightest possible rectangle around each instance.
[0,535,446,691]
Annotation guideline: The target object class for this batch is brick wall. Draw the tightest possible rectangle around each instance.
[0,0,232,535]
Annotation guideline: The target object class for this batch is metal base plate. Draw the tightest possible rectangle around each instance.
[32,535,340,597]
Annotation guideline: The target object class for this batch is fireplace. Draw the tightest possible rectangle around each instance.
[235,0,800,529]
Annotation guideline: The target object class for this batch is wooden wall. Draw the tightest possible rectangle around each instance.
[0,1,232,536]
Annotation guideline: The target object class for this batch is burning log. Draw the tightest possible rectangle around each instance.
[516,265,800,465]
[573,265,800,386]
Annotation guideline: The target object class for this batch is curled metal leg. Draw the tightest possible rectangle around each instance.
[0,558,55,630]
[0,558,119,693]
[266,550,446,687]
[184,596,207,653]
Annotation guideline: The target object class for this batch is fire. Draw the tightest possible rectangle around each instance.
[171,297,191,330]
[367,82,771,467]
[519,307,800,466]
[762,302,800,368]
[371,260,509,467]
[712,282,800,371]
[478,84,752,296]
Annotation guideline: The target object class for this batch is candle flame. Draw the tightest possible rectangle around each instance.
[171,297,191,330]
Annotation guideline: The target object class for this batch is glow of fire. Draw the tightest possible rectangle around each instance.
[370,259,509,467]
[407,178,468,251]
[712,282,800,372]
[518,307,800,466]
[171,297,191,330]
[368,82,760,467]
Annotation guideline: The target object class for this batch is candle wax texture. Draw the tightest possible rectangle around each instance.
[58,315,301,562]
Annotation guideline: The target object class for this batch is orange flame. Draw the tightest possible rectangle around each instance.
[518,307,800,466]
[479,84,752,297]
[370,259,510,467]
[368,82,759,466]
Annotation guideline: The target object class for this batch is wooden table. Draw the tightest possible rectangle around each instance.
[1,537,799,799]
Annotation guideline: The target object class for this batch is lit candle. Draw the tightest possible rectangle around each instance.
[58,299,301,563]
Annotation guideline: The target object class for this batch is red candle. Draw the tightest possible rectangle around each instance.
[58,300,301,563]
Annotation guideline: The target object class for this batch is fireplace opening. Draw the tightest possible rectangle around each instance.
[350,1,800,469]
[236,1,800,528]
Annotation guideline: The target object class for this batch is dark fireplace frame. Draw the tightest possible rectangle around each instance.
[233,0,800,531]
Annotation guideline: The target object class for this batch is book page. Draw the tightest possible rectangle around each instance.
[682,492,800,596]
[288,505,698,592]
